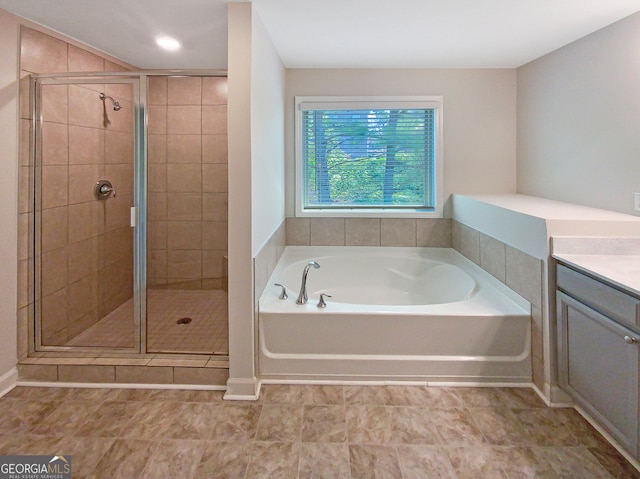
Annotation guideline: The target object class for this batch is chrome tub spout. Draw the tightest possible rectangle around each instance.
[296,261,320,304]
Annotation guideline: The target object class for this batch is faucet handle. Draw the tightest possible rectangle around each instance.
[317,293,332,308]
[274,283,288,300]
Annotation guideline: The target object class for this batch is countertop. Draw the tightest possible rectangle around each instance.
[553,253,640,298]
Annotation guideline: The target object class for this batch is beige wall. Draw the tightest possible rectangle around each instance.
[517,12,640,216]
[147,76,228,290]
[0,9,19,384]
[226,2,286,398]
[285,68,518,217]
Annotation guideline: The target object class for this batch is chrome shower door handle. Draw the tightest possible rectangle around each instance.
[95,180,116,199]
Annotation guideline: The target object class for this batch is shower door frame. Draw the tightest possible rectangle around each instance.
[30,70,228,355]
[31,72,147,354]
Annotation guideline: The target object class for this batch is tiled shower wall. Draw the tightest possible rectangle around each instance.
[18,27,134,353]
[147,76,228,290]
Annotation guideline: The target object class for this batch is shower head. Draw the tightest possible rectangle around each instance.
[99,92,121,111]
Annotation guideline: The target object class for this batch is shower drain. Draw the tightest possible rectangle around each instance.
[176,317,193,325]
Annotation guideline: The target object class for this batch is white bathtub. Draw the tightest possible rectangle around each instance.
[258,246,531,383]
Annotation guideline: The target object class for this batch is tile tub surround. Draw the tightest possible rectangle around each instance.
[0,384,637,478]
[452,220,545,393]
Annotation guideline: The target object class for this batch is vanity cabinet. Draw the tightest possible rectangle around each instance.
[556,264,640,457]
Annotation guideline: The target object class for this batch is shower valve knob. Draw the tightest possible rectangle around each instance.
[274,283,288,300]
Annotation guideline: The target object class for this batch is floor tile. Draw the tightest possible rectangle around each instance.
[430,407,486,446]
[92,438,158,479]
[445,446,510,479]
[193,441,251,479]
[387,406,440,445]
[396,445,456,479]
[255,404,303,442]
[299,443,351,479]
[491,446,560,478]
[245,442,299,479]
[344,385,387,405]
[534,446,615,479]
[468,406,530,446]
[346,405,392,444]
[139,439,206,479]
[211,403,262,441]
[302,405,347,443]
[349,444,403,479]
[165,402,219,440]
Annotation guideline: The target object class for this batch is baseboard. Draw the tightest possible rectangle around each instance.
[224,377,260,400]
[15,380,226,391]
[0,367,18,398]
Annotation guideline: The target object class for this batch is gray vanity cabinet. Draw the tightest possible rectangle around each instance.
[556,264,640,458]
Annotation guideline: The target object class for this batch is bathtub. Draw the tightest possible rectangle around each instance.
[258,246,531,383]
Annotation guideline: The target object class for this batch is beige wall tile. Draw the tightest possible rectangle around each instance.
[105,163,134,198]
[310,218,345,246]
[58,365,115,382]
[20,27,68,73]
[105,100,133,133]
[167,135,202,163]
[41,288,68,337]
[505,246,543,308]
[68,201,104,244]
[148,105,167,134]
[105,130,133,164]
[202,222,228,250]
[18,213,29,261]
[452,221,480,264]
[69,125,104,165]
[202,134,228,163]
[173,367,229,385]
[346,218,381,246]
[68,237,100,284]
[19,119,31,166]
[381,219,416,247]
[42,166,69,208]
[286,217,310,246]
[17,259,30,310]
[167,164,202,193]
[148,221,168,250]
[148,134,167,164]
[19,75,32,121]
[41,121,68,165]
[479,233,507,283]
[167,250,202,278]
[148,77,168,105]
[40,84,68,124]
[116,365,173,384]
[104,196,131,232]
[168,221,202,250]
[168,76,202,105]
[105,82,133,102]
[168,193,202,221]
[41,247,68,296]
[104,226,133,265]
[18,166,31,214]
[202,164,227,193]
[18,364,58,381]
[69,164,102,204]
[41,206,68,252]
[67,273,99,322]
[148,249,167,280]
[68,85,103,129]
[17,307,29,360]
[202,105,227,135]
[202,193,228,221]
[68,44,104,72]
[148,164,167,192]
[148,193,168,221]
[68,309,100,339]
[416,218,451,247]
[167,106,201,134]
[202,250,225,279]
[202,77,228,105]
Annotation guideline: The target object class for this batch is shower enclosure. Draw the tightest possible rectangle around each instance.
[31,72,228,356]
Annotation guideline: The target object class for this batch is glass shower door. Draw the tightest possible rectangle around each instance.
[34,76,141,351]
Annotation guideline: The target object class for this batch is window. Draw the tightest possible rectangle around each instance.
[295,96,443,217]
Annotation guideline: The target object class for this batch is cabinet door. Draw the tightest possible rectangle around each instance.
[557,292,639,456]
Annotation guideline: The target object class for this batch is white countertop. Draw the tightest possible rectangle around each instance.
[553,253,640,297]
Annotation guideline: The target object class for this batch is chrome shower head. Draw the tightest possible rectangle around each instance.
[99,92,121,111]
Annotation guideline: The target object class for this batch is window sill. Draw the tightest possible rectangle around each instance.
[295,208,442,219]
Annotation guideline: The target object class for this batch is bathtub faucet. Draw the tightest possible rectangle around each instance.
[296,261,320,304]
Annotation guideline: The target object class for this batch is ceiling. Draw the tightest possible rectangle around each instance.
[1,0,639,70]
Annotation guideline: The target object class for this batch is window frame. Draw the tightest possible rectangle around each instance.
[294,95,444,218]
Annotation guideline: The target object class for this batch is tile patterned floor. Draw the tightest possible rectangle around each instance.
[0,385,638,479]
[68,290,228,355]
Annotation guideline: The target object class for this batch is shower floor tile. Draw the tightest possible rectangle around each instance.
[66,289,228,355]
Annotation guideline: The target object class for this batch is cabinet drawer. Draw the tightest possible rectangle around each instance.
[557,264,640,331]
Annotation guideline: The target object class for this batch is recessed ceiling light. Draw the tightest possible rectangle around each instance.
[156,36,181,52]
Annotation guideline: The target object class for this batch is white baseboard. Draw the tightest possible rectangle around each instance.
[0,367,18,398]
[15,380,226,391]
